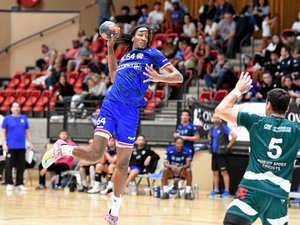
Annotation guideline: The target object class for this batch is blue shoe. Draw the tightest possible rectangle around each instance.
[221,190,230,198]
[208,190,219,197]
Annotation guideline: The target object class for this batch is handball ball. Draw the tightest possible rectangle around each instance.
[99,21,119,40]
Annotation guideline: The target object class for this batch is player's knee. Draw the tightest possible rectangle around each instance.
[223,213,249,225]
[117,160,130,173]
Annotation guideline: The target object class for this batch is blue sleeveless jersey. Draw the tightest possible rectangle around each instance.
[105,48,170,107]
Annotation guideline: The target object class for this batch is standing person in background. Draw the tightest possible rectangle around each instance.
[85,0,115,26]
[174,110,200,158]
[207,114,237,198]
[1,102,34,191]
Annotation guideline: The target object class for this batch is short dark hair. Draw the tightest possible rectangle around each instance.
[121,5,130,12]
[281,45,291,54]
[181,110,191,117]
[267,88,290,115]
[59,129,68,134]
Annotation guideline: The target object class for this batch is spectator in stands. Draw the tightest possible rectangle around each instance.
[182,14,197,40]
[88,136,117,194]
[261,15,276,49]
[192,34,210,77]
[178,39,194,71]
[250,71,276,102]
[1,102,34,191]
[77,29,88,45]
[174,110,200,158]
[161,137,193,200]
[36,129,74,190]
[264,51,281,79]
[217,12,236,58]
[207,114,237,198]
[202,16,218,41]
[292,11,300,38]
[45,49,58,71]
[126,135,156,186]
[161,36,177,59]
[146,2,164,32]
[283,75,300,103]
[170,1,185,33]
[90,108,100,129]
[137,4,149,25]
[88,55,107,75]
[45,58,64,90]
[240,0,256,28]
[170,40,184,68]
[65,39,80,60]
[279,45,300,78]
[67,39,93,72]
[282,31,300,59]
[199,0,217,26]
[164,0,173,13]
[204,53,234,91]
[36,44,51,71]
[252,0,270,29]
[85,0,115,26]
[214,0,235,22]
[131,6,142,23]
[55,75,75,107]
[114,5,132,30]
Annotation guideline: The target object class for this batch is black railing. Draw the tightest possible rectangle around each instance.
[239,33,253,72]
[0,14,79,55]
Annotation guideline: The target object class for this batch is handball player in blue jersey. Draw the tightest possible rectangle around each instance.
[42,24,183,225]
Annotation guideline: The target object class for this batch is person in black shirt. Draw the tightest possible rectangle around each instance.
[250,71,276,102]
[264,52,280,79]
[283,75,300,103]
[279,46,300,76]
[55,75,75,107]
[126,135,153,186]
[88,55,107,75]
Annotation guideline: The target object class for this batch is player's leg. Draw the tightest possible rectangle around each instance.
[182,168,193,200]
[161,168,173,199]
[219,155,230,197]
[208,154,220,197]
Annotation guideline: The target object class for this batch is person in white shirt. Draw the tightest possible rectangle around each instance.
[182,14,196,38]
[147,1,164,31]
[292,11,300,39]
[204,17,218,38]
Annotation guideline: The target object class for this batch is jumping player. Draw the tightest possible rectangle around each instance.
[42,24,183,225]
[215,72,300,225]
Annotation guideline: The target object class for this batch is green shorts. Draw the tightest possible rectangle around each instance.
[226,187,288,225]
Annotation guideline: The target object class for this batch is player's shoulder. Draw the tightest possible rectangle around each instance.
[145,48,162,54]
[182,147,191,154]
[166,146,175,152]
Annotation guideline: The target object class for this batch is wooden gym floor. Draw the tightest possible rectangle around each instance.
[1,187,300,225]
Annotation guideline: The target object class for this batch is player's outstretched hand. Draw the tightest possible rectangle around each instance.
[106,28,120,48]
[235,72,253,94]
[143,64,162,83]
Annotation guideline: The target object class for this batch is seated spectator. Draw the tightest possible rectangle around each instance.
[67,39,93,72]
[161,36,177,59]
[178,39,194,71]
[192,34,210,77]
[137,4,149,25]
[264,52,281,80]
[170,1,185,33]
[203,16,218,40]
[161,137,193,200]
[240,0,256,28]
[282,31,300,59]
[88,55,107,75]
[283,75,300,103]
[261,15,276,49]
[36,129,75,189]
[250,71,276,102]
[198,0,217,26]
[292,11,300,38]
[279,46,300,87]
[77,29,88,45]
[88,137,117,194]
[90,108,100,129]
[147,1,164,32]
[164,0,173,13]
[126,135,156,186]
[182,14,197,40]
[170,40,184,68]
[35,44,51,71]
[253,0,270,29]
[65,39,80,60]
[204,53,235,91]
[214,0,235,22]
[114,5,132,30]
[55,75,75,108]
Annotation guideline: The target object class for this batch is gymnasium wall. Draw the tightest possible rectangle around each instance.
[0,12,79,77]
[135,0,300,34]
[0,12,11,76]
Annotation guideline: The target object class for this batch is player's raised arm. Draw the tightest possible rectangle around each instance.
[107,34,119,82]
[143,63,183,83]
[215,72,253,125]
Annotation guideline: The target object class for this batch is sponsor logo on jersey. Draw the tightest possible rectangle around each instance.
[128,136,136,141]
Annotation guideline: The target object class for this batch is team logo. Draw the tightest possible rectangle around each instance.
[20,119,24,123]
[136,53,144,59]
[128,136,135,141]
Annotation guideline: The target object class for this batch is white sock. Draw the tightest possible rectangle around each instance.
[186,186,191,193]
[107,181,113,189]
[163,186,168,193]
[60,145,75,156]
[93,181,100,189]
[82,179,87,187]
[110,194,122,217]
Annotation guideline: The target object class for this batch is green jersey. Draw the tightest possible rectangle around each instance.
[237,112,300,199]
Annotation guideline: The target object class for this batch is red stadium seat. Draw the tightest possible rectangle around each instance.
[144,89,153,101]
[210,50,219,61]
[198,91,213,102]
[0,91,19,111]
[22,90,41,112]
[151,33,166,49]
[152,89,165,107]
[16,90,30,105]
[0,91,8,105]
[66,71,79,86]
[18,72,33,89]
[7,72,22,90]
[213,90,228,102]
[33,90,52,112]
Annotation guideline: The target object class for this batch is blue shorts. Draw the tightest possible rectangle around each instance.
[95,99,139,148]
[130,165,142,174]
